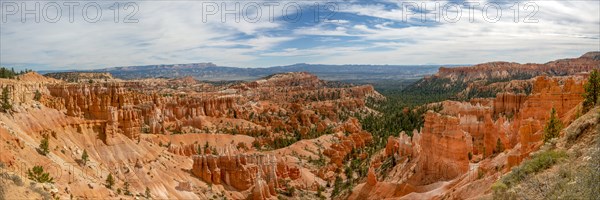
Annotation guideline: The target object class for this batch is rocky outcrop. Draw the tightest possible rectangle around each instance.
[191,153,282,198]
[367,167,377,186]
[507,76,585,163]
[0,72,60,105]
[385,132,416,159]
[417,112,471,183]
[324,118,373,167]
[493,92,527,117]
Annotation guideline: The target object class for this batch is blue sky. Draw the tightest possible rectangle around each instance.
[1,0,599,70]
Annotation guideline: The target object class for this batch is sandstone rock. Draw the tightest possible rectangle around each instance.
[417,112,471,183]
[191,153,282,198]
[175,181,193,191]
[367,167,377,186]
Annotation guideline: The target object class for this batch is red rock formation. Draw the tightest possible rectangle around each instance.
[350,74,588,200]
[367,167,377,186]
[435,53,600,82]
[385,132,415,160]
[191,153,297,199]
[512,76,584,158]
[493,92,527,117]
[417,112,471,183]
[0,72,60,105]
[323,118,373,167]
[384,136,400,157]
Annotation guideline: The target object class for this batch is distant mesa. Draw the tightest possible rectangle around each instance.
[44,72,115,83]
[83,63,445,81]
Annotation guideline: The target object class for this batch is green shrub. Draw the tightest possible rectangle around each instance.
[27,165,54,183]
[9,174,23,186]
[29,183,52,200]
[123,181,132,196]
[498,150,566,188]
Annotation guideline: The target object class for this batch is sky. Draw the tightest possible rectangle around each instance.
[0,0,599,70]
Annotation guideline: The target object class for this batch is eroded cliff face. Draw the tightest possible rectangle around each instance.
[417,112,471,183]
[0,72,60,106]
[350,75,587,200]
[190,153,288,199]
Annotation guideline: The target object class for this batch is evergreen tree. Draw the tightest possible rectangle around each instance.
[203,141,209,154]
[583,69,600,112]
[0,67,22,79]
[494,138,505,154]
[145,187,151,199]
[332,175,343,196]
[1,86,11,112]
[38,136,49,156]
[543,108,563,143]
[34,90,41,101]
[105,173,115,189]
[81,149,89,165]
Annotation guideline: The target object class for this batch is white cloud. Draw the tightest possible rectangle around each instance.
[0,1,293,69]
[292,1,599,65]
[0,0,598,69]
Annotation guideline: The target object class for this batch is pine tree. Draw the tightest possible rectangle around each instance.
[494,138,505,154]
[81,149,89,165]
[0,68,7,78]
[105,173,115,189]
[38,136,49,156]
[583,69,600,112]
[1,86,12,112]
[34,90,42,101]
[203,141,209,154]
[332,175,343,196]
[145,187,151,199]
[544,108,563,143]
